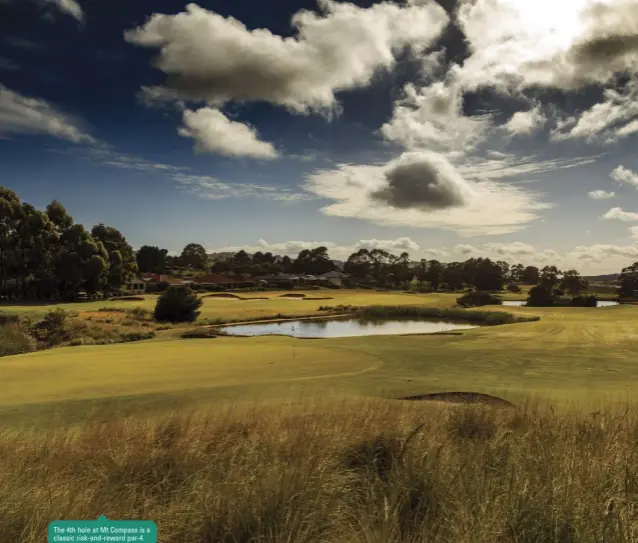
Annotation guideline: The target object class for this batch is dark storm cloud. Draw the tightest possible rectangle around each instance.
[371,153,468,210]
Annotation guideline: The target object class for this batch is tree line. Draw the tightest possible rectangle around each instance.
[0,187,136,300]
[4,185,638,301]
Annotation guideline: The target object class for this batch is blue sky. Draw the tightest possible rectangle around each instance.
[1,0,638,273]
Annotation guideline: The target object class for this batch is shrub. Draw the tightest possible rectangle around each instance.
[507,284,522,293]
[153,287,203,323]
[181,328,218,339]
[570,295,598,307]
[527,285,554,307]
[0,323,37,357]
[32,309,72,347]
[127,307,152,321]
[0,312,19,326]
[456,291,502,308]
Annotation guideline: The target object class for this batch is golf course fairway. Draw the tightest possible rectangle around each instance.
[2,299,637,425]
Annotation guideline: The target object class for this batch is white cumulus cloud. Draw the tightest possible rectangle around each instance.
[504,104,546,136]
[588,190,615,200]
[602,207,638,222]
[0,85,95,143]
[305,150,552,236]
[48,0,83,21]
[380,81,491,153]
[124,1,448,114]
[611,165,638,187]
[179,107,278,159]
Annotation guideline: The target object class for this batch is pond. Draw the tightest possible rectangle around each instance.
[219,318,478,338]
[502,300,619,307]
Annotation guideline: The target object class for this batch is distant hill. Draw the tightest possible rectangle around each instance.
[583,273,619,282]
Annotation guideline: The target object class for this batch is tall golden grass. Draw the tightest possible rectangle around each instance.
[2,396,638,542]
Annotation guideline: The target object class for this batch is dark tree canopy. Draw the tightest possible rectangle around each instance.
[521,266,540,285]
[619,262,638,298]
[527,285,554,307]
[91,224,137,291]
[136,245,169,274]
[560,270,588,295]
[180,243,207,269]
[292,246,335,275]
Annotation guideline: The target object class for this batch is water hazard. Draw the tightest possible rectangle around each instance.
[219,318,478,338]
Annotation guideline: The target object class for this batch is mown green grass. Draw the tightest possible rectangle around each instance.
[1,301,637,426]
[0,290,461,322]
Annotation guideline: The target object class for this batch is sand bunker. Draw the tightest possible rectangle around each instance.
[398,392,515,407]
[206,293,268,301]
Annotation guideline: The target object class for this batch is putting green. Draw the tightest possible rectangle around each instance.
[2,302,637,423]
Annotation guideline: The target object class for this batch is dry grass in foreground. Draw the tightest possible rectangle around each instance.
[2,397,638,542]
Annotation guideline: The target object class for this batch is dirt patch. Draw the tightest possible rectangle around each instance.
[279,293,306,298]
[398,391,516,407]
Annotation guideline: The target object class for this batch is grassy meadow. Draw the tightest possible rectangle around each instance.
[4,397,638,542]
[2,288,638,541]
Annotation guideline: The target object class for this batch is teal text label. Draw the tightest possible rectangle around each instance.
[48,515,157,543]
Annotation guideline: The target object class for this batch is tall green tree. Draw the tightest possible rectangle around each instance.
[619,262,638,298]
[136,245,168,274]
[293,247,335,275]
[180,243,207,269]
[510,263,525,283]
[344,249,373,280]
[390,252,412,287]
[540,265,561,289]
[560,270,588,295]
[496,261,510,283]
[424,260,444,291]
[46,202,108,300]
[463,258,504,291]
[91,224,137,291]
[442,262,465,290]
[416,259,428,287]
[521,265,540,284]
[0,188,22,298]
[15,204,58,299]
[56,225,108,299]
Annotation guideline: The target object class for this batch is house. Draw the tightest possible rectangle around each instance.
[140,273,171,285]
[193,274,256,289]
[126,277,147,293]
[317,271,350,287]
